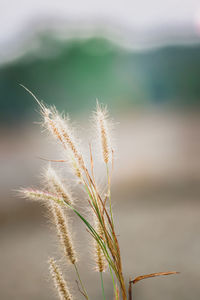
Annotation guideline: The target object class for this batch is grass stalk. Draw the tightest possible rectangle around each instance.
[108,264,117,299]
[106,164,114,226]
[74,263,90,300]
[100,272,106,300]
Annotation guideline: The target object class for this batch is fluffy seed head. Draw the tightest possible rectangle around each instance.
[45,166,73,205]
[96,102,111,164]
[50,202,77,264]
[55,115,85,169]
[41,107,85,178]
[72,161,82,179]
[49,258,73,300]
[94,219,107,272]
[43,107,65,145]
[20,188,64,205]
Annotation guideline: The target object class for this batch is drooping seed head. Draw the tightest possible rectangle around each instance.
[20,188,64,205]
[55,115,85,168]
[42,106,85,178]
[43,107,65,145]
[20,86,85,175]
[50,202,77,264]
[49,258,73,300]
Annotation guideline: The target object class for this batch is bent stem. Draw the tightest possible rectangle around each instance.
[128,271,180,300]
[74,263,90,300]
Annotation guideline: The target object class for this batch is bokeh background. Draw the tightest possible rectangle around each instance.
[1,1,200,299]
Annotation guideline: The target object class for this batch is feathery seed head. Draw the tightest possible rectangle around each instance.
[49,258,73,300]
[45,166,73,205]
[95,101,112,164]
[70,154,83,180]
[94,219,107,272]
[50,202,77,264]
[42,107,64,144]
[42,107,85,177]
[20,188,64,205]
[56,115,85,169]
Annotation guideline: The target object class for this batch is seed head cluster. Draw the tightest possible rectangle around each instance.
[19,93,135,300]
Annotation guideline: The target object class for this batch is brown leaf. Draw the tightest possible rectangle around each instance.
[131,271,180,285]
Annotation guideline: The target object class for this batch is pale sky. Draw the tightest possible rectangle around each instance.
[1,0,200,60]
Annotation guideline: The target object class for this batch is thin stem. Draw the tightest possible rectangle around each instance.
[109,263,117,299]
[64,200,116,273]
[128,278,132,300]
[74,263,89,300]
[64,188,125,298]
[106,164,114,226]
[100,272,106,300]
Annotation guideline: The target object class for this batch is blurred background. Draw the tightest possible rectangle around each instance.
[1,0,200,299]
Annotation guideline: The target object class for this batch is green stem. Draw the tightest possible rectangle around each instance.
[74,263,89,300]
[62,200,120,291]
[109,264,117,299]
[100,272,106,300]
[64,200,115,272]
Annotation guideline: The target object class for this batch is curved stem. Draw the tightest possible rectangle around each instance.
[74,263,89,300]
